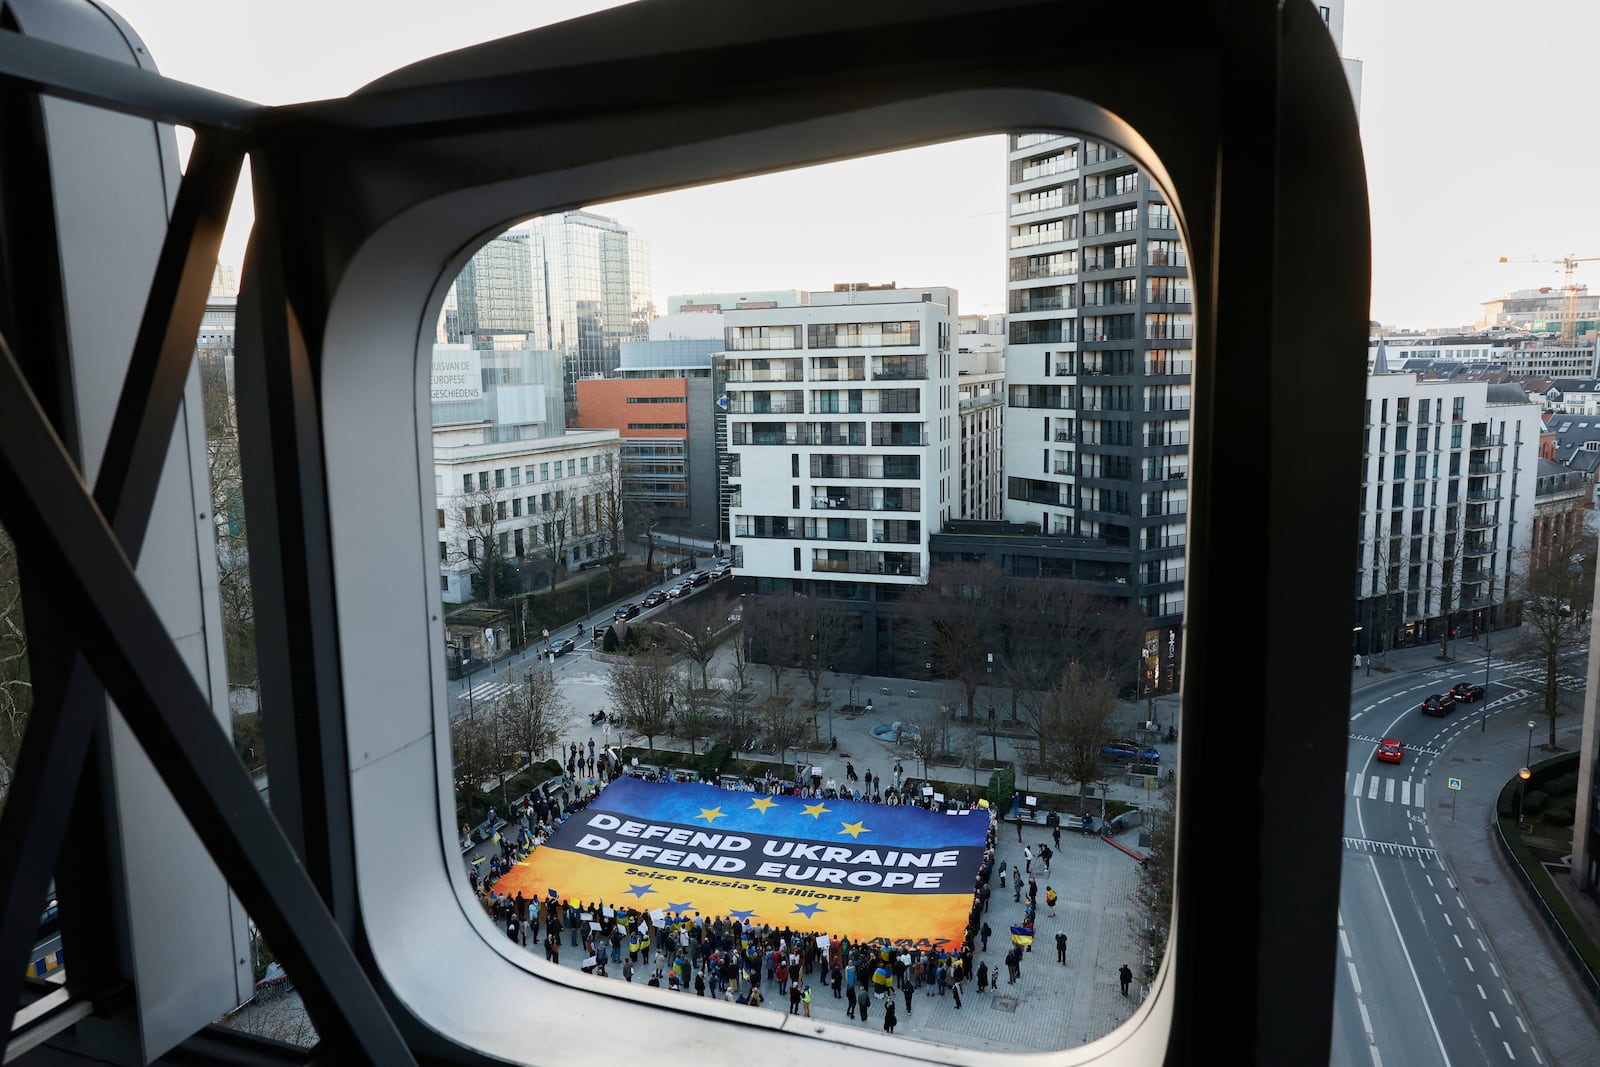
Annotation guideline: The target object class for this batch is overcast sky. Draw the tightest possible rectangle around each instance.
[110,0,1600,328]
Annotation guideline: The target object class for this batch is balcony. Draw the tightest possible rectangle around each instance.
[810,456,921,480]
[1144,397,1192,412]
[811,492,921,512]
[1469,433,1504,448]
[1146,323,1194,340]
[1144,499,1188,517]
[1466,488,1501,503]
[725,394,804,415]
[872,356,927,380]
[1145,357,1193,376]
[809,366,866,382]
[724,333,802,351]
[1469,461,1503,476]
[870,426,928,447]
[1054,430,1075,442]
[811,550,921,577]
[725,365,803,383]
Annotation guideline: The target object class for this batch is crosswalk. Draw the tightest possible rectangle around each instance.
[461,680,513,705]
[1345,770,1425,809]
[1342,836,1437,861]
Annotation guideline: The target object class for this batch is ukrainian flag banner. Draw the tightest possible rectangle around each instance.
[495,778,988,949]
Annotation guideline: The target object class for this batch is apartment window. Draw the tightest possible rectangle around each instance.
[462,473,474,492]
[581,457,589,474]
[512,498,522,517]
[526,465,536,482]
[1147,203,1174,229]
[540,462,550,479]
[436,509,445,529]
[494,468,506,488]
[510,468,520,486]
[567,460,576,477]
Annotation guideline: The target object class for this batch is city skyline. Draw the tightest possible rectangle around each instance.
[118,0,1600,329]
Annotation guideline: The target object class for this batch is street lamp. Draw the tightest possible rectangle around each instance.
[1518,766,1532,826]
[463,656,475,720]
[987,701,998,763]
[1526,719,1537,767]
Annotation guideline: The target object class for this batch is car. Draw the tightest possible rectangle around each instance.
[613,602,641,621]
[1449,681,1486,704]
[712,564,733,580]
[643,590,665,608]
[548,637,576,657]
[1420,693,1456,716]
[1102,738,1161,764]
[665,585,685,600]
[1374,738,1405,764]
[692,570,711,586]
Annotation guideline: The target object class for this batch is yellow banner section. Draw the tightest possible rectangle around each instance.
[494,847,971,949]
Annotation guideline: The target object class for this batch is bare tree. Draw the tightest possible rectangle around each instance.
[450,482,515,606]
[607,652,676,753]
[1130,772,1176,974]
[755,692,807,779]
[1035,663,1122,814]
[670,669,718,756]
[1509,522,1596,750]
[666,595,726,689]
[0,525,29,804]
[727,616,752,693]
[790,598,856,708]
[897,562,1002,721]
[587,454,628,595]
[745,596,801,694]
[543,502,570,594]
[450,715,501,800]
[498,665,565,767]
[894,707,952,780]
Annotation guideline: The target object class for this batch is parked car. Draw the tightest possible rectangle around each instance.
[1420,693,1456,717]
[1102,738,1161,764]
[1448,681,1486,703]
[548,637,576,657]
[1375,738,1405,764]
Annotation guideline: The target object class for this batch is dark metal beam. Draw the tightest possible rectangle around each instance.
[231,165,356,936]
[0,336,414,1066]
[0,130,243,1040]
[0,26,256,132]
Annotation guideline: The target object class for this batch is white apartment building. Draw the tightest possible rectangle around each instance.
[434,427,622,602]
[1355,373,1542,652]
[724,286,958,587]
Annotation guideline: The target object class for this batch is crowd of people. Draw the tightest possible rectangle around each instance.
[467,738,1067,1030]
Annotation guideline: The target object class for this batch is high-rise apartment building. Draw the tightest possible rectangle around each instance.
[724,285,957,670]
[1001,5,1357,694]
[1355,373,1542,652]
[1001,132,1192,683]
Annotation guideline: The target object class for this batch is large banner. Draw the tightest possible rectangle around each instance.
[495,778,988,948]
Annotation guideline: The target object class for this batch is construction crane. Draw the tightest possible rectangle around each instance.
[1497,254,1600,341]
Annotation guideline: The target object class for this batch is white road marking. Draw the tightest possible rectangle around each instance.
[1489,1010,1500,1029]
[1453,934,1462,949]
[1463,957,1474,973]
[1386,779,1396,803]
[1402,780,1412,805]
[1348,960,1362,996]
[1369,776,1381,800]
[1363,854,1454,1066]
[1340,930,1352,958]
[1415,782,1425,807]
[1477,984,1487,999]
[1504,1041,1515,1060]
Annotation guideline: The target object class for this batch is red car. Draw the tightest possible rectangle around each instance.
[1375,739,1405,764]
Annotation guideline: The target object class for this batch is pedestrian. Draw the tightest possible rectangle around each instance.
[1052,824,1061,849]
[976,961,988,993]
[803,984,812,1017]
[856,984,870,1021]
[951,976,962,1009]
[847,981,856,1018]
[1015,819,1022,843]
[1024,845,1032,874]
[1039,844,1052,873]
[902,975,913,1014]
[1119,963,1133,997]
[695,971,705,996]
[883,998,896,1034]
[789,981,802,1015]
[1046,885,1058,916]
[980,882,991,913]
[1055,931,1067,964]
[998,865,1007,889]
[980,920,991,952]
[831,963,843,998]
[1013,867,1021,902]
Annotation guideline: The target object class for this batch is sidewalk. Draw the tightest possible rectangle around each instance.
[1353,633,1600,1064]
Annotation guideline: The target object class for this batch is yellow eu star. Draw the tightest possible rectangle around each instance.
[748,796,778,814]
[838,820,871,839]
[693,806,728,824]
[800,802,831,819]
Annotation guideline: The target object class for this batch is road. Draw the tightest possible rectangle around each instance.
[1333,647,1587,1066]
[447,569,732,728]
